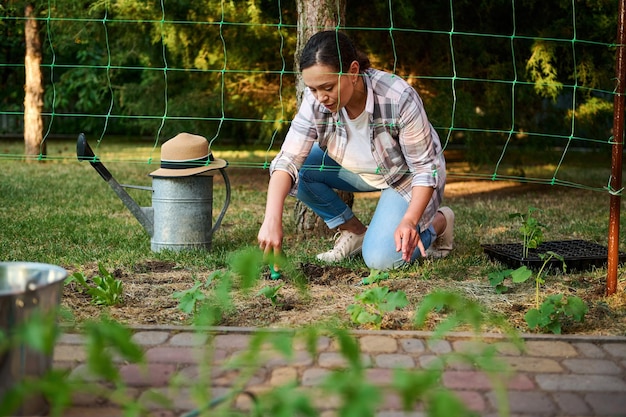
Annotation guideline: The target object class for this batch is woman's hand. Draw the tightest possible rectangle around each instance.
[395,218,426,262]
[258,217,283,258]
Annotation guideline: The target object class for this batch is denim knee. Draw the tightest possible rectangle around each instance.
[361,241,406,270]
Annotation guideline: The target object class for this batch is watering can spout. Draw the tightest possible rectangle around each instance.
[76,133,154,237]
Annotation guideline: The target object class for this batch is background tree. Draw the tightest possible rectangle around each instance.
[23,2,44,158]
[292,0,351,239]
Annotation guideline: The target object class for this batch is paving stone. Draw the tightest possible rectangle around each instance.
[179,365,266,388]
[213,334,251,350]
[265,349,314,367]
[494,341,524,356]
[426,339,452,354]
[453,340,490,355]
[365,368,393,386]
[536,374,626,391]
[443,370,492,390]
[378,389,403,410]
[602,342,626,358]
[234,385,273,410]
[302,368,331,386]
[294,335,331,352]
[505,374,536,390]
[552,392,592,415]
[319,351,352,368]
[585,392,626,416]
[374,354,415,369]
[169,332,209,346]
[454,390,487,412]
[360,335,398,353]
[53,344,87,362]
[171,364,201,384]
[138,386,197,411]
[246,369,270,387]
[69,363,106,383]
[58,333,86,345]
[49,327,626,417]
[305,386,342,410]
[119,363,176,387]
[573,342,607,358]
[269,366,298,386]
[524,341,578,358]
[494,391,557,415]
[400,338,425,353]
[69,388,109,407]
[562,358,622,374]
[144,346,203,364]
[500,356,564,373]
[443,369,535,391]
[417,354,445,370]
[131,331,170,346]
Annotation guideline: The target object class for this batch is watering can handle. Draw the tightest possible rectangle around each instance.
[212,168,231,234]
[76,133,112,181]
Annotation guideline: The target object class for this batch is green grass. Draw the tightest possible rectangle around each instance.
[1,138,623,267]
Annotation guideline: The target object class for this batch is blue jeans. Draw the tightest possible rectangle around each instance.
[297,145,436,270]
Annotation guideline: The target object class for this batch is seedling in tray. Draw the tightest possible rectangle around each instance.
[509,206,546,258]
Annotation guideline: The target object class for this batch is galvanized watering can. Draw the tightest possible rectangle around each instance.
[77,133,231,252]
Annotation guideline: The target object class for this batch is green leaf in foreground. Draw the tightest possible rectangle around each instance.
[525,294,588,334]
[348,287,408,329]
[172,280,206,314]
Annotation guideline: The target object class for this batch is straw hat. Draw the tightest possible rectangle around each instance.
[150,132,227,177]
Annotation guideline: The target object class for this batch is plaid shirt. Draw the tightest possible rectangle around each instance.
[270,68,446,230]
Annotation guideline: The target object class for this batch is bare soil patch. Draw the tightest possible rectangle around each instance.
[62,169,626,336]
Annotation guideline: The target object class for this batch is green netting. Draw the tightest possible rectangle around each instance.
[0,0,622,194]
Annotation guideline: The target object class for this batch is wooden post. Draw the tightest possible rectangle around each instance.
[607,0,626,295]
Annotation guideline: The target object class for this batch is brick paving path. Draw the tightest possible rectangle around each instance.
[49,326,626,417]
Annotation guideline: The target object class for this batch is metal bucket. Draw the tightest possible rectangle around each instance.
[151,175,218,252]
[0,262,67,416]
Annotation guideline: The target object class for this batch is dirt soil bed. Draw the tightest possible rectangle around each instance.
[61,169,626,336]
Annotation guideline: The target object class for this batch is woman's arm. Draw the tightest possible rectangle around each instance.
[258,170,294,257]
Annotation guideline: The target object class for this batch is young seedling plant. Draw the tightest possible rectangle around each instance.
[257,283,284,306]
[487,251,588,334]
[525,293,589,334]
[360,269,390,285]
[172,278,208,315]
[347,286,408,330]
[510,206,546,258]
[172,270,234,323]
[65,264,124,307]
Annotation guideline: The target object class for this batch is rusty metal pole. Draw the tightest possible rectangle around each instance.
[607,0,626,295]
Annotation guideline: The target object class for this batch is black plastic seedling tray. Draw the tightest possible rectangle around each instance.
[481,239,626,272]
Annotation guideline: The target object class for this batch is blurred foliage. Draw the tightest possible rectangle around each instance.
[0,0,619,163]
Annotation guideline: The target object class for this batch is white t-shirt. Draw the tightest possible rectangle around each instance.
[341,108,389,189]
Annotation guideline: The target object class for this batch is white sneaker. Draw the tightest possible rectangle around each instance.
[426,206,454,259]
[316,229,366,263]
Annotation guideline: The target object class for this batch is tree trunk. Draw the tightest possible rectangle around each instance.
[24,3,45,159]
[294,0,350,239]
